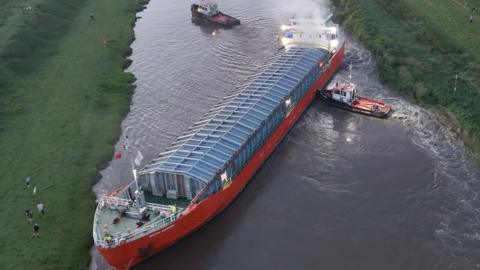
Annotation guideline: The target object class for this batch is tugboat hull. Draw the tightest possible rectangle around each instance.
[191,4,240,26]
[318,90,391,118]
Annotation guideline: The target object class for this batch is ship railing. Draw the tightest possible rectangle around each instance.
[123,210,182,242]
[93,197,183,248]
[99,195,173,212]
[94,211,182,248]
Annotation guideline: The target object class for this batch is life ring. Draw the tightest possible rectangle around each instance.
[119,239,127,245]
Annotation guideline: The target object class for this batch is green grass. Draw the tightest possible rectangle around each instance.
[0,0,36,49]
[331,0,480,161]
[0,0,147,268]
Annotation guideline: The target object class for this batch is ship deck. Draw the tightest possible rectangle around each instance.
[95,207,154,239]
[210,14,228,22]
[94,194,190,243]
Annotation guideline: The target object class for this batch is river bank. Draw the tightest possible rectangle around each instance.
[331,0,480,164]
[0,0,147,268]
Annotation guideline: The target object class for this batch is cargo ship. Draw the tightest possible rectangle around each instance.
[93,17,345,269]
[191,0,240,27]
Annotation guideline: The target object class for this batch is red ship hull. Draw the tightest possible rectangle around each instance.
[99,42,345,269]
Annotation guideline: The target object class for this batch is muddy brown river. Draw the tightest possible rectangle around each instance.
[91,0,480,269]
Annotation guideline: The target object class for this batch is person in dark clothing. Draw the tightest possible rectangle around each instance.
[33,223,39,237]
[25,209,33,222]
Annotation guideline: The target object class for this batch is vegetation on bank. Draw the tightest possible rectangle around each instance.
[0,0,147,268]
[331,0,480,161]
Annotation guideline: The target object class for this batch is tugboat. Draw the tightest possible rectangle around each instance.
[318,81,391,118]
[191,0,240,27]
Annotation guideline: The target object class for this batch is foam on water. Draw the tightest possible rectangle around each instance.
[345,37,480,265]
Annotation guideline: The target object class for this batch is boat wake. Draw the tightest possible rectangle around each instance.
[345,35,480,266]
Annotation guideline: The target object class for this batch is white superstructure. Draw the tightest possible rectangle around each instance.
[196,0,219,16]
[279,15,341,52]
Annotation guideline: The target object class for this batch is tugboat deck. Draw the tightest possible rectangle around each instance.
[210,14,229,23]
[353,97,390,112]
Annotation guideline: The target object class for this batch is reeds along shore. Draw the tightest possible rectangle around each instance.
[331,0,480,162]
[0,0,148,268]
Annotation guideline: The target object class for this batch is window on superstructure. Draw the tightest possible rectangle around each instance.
[268,116,273,133]
[235,156,240,175]
[262,125,267,142]
[246,138,252,160]
[275,106,281,124]
[252,134,258,150]
[242,146,247,166]
[166,174,176,190]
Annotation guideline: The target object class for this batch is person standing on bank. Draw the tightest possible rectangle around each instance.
[25,176,31,188]
[25,209,33,222]
[37,202,45,216]
[33,223,40,237]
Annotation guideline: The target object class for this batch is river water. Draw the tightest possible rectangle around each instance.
[91,0,480,269]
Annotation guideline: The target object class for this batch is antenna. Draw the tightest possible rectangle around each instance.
[124,135,145,209]
[124,136,138,191]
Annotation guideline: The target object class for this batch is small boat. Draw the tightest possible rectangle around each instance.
[318,81,391,118]
[191,0,240,27]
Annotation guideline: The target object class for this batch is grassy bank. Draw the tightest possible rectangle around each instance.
[0,0,147,268]
[331,0,480,161]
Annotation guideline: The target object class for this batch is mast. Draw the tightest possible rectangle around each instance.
[124,136,145,209]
